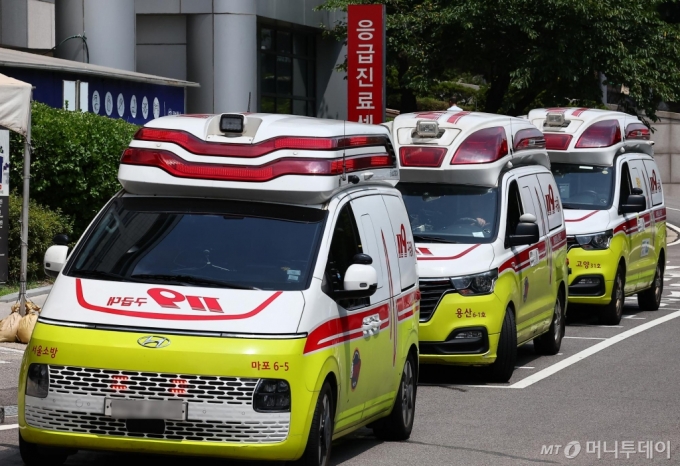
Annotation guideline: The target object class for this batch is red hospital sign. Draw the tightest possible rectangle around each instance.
[348,4,385,124]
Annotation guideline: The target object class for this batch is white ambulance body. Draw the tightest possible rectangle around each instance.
[21,114,420,466]
[386,111,569,382]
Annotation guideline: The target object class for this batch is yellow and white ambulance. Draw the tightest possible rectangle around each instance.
[527,108,666,324]
[19,113,420,466]
[387,111,569,382]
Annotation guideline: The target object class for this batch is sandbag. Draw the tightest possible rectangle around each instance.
[0,310,21,342]
[17,312,39,343]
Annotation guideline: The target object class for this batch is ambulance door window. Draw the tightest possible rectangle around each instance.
[505,180,524,245]
[629,159,655,284]
[642,160,663,207]
[618,162,632,211]
[382,194,418,292]
[519,176,546,237]
[536,173,563,231]
[324,204,368,309]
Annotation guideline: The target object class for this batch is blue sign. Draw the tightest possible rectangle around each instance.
[0,67,186,125]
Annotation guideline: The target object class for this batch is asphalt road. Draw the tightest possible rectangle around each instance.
[1,232,680,465]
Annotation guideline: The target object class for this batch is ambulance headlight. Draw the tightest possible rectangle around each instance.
[451,269,498,296]
[253,379,291,412]
[575,230,612,250]
[26,364,49,398]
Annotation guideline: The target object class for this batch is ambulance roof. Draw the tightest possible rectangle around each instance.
[526,107,654,166]
[390,111,550,187]
[118,113,399,204]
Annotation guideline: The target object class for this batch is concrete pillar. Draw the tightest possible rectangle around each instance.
[55,0,135,71]
[212,0,257,113]
[187,14,214,113]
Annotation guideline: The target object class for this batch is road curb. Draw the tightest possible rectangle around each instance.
[0,285,52,303]
[668,223,680,247]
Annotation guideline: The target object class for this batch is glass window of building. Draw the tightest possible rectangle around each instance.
[259,25,316,116]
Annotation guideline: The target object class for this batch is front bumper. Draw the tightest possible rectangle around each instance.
[567,247,618,306]
[19,322,319,461]
[418,292,505,366]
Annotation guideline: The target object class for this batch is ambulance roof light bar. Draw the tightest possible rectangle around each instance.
[134,127,390,158]
[415,120,439,138]
[121,148,394,183]
[450,126,508,164]
[400,146,448,167]
[544,133,573,151]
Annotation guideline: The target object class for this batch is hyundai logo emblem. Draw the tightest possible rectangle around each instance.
[137,335,171,349]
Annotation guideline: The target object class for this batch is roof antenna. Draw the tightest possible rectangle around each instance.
[247,92,251,113]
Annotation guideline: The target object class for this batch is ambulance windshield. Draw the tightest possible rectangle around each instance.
[551,163,614,210]
[66,197,327,291]
[397,183,498,244]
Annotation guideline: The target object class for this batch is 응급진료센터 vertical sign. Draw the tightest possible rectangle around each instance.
[347,4,386,125]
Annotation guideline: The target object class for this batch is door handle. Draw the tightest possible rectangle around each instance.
[362,314,380,336]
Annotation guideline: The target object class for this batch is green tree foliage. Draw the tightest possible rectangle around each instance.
[319,0,680,119]
[9,103,138,238]
[7,193,73,283]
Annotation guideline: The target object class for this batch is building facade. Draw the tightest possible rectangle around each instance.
[53,0,348,119]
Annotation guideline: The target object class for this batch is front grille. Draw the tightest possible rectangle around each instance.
[25,406,289,443]
[49,366,257,403]
[419,278,454,322]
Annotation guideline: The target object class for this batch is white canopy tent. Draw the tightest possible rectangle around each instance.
[0,73,33,315]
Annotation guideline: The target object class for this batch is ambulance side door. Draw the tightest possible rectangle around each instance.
[628,159,654,290]
[517,174,551,339]
[349,193,398,419]
[616,160,639,290]
[323,201,383,430]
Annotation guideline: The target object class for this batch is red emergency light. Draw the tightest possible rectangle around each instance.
[121,148,394,182]
[399,146,448,167]
[450,126,508,164]
[625,123,650,141]
[513,128,546,152]
[575,120,621,148]
[544,133,573,150]
[134,128,389,158]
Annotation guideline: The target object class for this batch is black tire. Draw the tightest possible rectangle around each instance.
[637,261,663,311]
[534,294,565,355]
[600,266,624,325]
[372,353,417,441]
[19,433,69,466]
[487,307,517,383]
[294,382,334,466]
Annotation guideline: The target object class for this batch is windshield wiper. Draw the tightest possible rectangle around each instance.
[130,274,257,290]
[413,234,458,244]
[71,270,126,282]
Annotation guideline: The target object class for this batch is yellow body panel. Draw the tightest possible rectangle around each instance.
[19,317,418,461]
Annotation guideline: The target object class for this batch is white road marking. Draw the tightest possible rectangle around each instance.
[623,316,646,319]
[667,223,680,246]
[0,424,18,430]
[515,366,535,369]
[0,360,10,364]
[667,208,680,212]
[510,309,680,389]
[0,347,25,354]
[563,336,607,340]
[569,324,624,328]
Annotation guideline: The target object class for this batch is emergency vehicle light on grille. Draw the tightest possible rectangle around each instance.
[450,126,508,164]
[121,148,394,182]
[134,127,389,158]
[575,120,621,148]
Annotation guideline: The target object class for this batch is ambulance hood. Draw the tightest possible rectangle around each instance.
[563,209,610,236]
[415,243,494,278]
[41,275,305,335]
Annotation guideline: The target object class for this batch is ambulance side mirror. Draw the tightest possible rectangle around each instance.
[620,194,646,214]
[333,254,378,301]
[507,214,540,247]
[44,245,69,278]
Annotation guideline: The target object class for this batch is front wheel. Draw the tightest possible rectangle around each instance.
[294,382,334,466]
[534,295,565,355]
[373,353,417,441]
[600,266,624,325]
[487,307,517,383]
[19,434,69,466]
[637,261,663,311]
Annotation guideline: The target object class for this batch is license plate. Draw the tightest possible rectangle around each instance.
[105,399,186,420]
